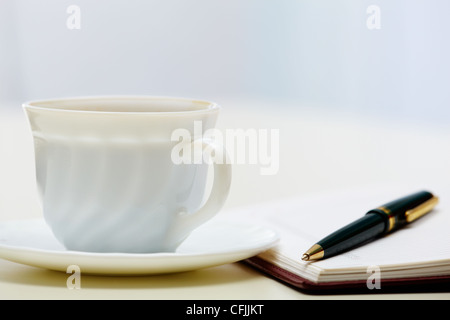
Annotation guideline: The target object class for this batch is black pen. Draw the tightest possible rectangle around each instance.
[301,191,439,261]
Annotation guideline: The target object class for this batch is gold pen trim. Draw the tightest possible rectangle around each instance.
[377,206,395,232]
[405,196,439,223]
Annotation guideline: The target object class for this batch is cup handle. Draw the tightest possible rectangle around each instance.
[175,138,232,233]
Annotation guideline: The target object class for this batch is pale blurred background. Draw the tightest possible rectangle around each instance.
[1,0,449,124]
[1,0,450,218]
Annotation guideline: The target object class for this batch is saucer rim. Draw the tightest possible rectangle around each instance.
[0,218,279,275]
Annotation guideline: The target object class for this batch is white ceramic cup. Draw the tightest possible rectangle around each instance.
[23,96,232,253]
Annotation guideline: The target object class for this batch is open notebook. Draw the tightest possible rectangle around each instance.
[225,186,450,292]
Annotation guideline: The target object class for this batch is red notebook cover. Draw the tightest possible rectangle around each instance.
[245,256,450,294]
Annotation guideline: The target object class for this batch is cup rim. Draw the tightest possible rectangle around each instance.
[22,95,220,115]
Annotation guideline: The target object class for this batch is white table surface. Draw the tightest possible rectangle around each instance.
[0,99,449,299]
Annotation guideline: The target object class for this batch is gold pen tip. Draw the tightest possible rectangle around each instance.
[302,244,325,261]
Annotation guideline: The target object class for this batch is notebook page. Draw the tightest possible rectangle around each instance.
[224,184,450,281]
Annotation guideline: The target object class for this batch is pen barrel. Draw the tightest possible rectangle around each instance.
[319,213,385,259]
[309,191,438,261]
[366,190,435,234]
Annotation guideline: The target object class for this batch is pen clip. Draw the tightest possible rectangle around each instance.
[404,196,439,223]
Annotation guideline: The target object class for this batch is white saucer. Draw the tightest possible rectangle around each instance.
[0,218,278,275]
